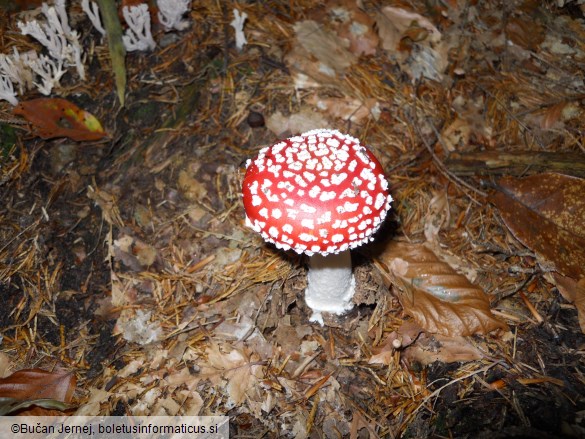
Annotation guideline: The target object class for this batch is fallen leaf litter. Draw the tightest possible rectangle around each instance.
[0,1,584,437]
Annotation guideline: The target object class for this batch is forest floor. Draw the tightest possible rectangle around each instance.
[1,1,585,438]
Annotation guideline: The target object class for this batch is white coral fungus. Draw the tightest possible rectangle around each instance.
[81,0,106,36]
[122,4,156,52]
[0,75,18,106]
[230,9,248,51]
[157,0,191,31]
[17,0,85,80]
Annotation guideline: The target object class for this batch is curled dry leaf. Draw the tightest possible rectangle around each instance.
[492,173,585,280]
[550,273,585,333]
[376,241,507,336]
[369,321,423,365]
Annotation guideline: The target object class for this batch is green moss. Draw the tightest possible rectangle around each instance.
[128,101,164,127]
[0,123,17,160]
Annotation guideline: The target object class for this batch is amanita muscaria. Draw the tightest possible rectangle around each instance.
[242,129,392,324]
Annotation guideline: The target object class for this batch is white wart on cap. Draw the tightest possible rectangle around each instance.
[242,129,393,256]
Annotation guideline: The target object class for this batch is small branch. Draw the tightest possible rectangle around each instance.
[401,361,503,432]
[408,114,487,200]
[445,151,585,178]
[405,84,487,200]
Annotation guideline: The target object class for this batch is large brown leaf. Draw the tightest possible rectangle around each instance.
[0,368,76,415]
[376,242,507,336]
[0,368,75,401]
[13,98,106,141]
[492,173,585,280]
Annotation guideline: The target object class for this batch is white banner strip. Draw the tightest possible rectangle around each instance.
[1,416,229,439]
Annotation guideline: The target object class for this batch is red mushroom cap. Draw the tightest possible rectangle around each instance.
[242,129,393,256]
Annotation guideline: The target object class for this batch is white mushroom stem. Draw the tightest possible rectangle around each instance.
[304,251,356,325]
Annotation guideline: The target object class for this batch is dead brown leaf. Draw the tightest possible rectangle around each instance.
[539,102,568,130]
[0,369,75,401]
[376,6,441,52]
[306,95,379,124]
[402,333,484,366]
[550,273,585,333]
[0,354,13,379]
[350,409,380,439]
[377,241,507,336]
[201,344,263,407]
[369,321,423,365]
[492,173,585,280]
[113,234,158,270]
[441,95,494,152]
[0,369,76,415]
[441,117,471,152]
[265,108,330,138]
[330,0,379,56]
[13,98,106,141]
[294,20,356,71]
[178,169,207,202]
[114,309,163,345]
[285,20,357,88]
[375,6,448,81]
